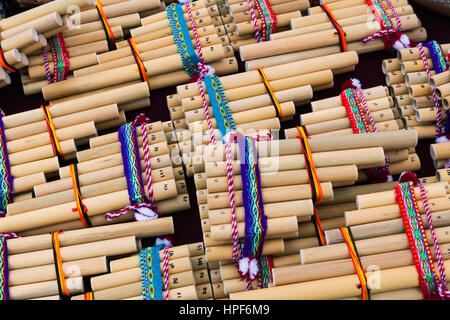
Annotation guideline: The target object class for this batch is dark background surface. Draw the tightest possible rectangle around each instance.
[0,3,449,246]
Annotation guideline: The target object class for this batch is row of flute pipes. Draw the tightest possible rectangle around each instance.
[383,45,450,169]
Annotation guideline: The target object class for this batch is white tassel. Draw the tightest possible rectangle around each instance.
[134,206,158,221]
[204,64,215,76]
[155,237,173,248]
[399,34,410,46]
[436,136,450,143]
[249,258,259,280]
[393,40,405,51]
[351,78,362,90]
[238,257,250,276]
[387,175,394,182]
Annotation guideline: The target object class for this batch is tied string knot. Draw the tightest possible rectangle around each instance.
[0,232,20,240]
[189,62,216,83]
[362,29,416,51]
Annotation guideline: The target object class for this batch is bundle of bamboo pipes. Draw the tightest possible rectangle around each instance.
[192,130,418,297]
[0,0,95,88]
[387,44,450,141]
[37,0,239,103]
[0,119,190,236]
[166,50,360,178]
[3,218,175,300]
[227,177,450,300]
[70,241,216,300]
[284,84,421,182]
[22,0,168,95]
[238,0,427,71]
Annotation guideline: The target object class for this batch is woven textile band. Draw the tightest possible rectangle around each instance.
[204,74,236,139]
[320,4,347,52]
[257,255,273,288]
[394,181,440,298]
[96,0,115,50]
[424,41,449,74]
[0,42,16,73]
[167,3,201,78]
[48,33,70,83]
[0,113,13,216]
[139,244,164,300]
[253,0,277,42]
[366,0,393,50]
[128,37,149,85]
[340,227,370,300]
[256,68,283,118]
[69,164,91,228]
[51,231,70,297]
[341,88,371,134]
[41,105,65,163]
[84,292,94,300]
[295,126,326,246]
[0,235,9,300]
[239,136,267,259]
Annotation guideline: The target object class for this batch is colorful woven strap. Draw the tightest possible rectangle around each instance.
[51,231,70,297]
[167,3,201,78]
[0,42,16,73]
[0,235,8,300]
[204,74,236,140]
[257,255,273,289]
[366,0,394,30]
[295,126,326,246]
[47,33,70,83]
[84,292,94,300]
[139,244,164,300]
[340,89,371,134]
[320,4,347,52]
[239,136,267,259]
[394,181,439,299]
[256,68,283,118]
[96,0,115,50]
[253,0,277,42]
[339,227,370,300]
[0,111,13,216]
[105,115,159,221]
[69,164,91,228]
[418,41,448,138]
[128,37,149,85]
[41,105,65,163]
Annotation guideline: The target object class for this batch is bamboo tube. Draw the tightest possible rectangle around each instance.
[41,43,225,100]
[9,256,108,286]
[205,239,284,262]
[326,209,450,244]
[1,13,63,40]
[9,277,84,300]
[273,242,450,286]
[300,225,450,265]
[398,44,450,63]
[308,0,408,14]
[239,14,419,61]
[3,82,149,129]
[429,70,450,89]
[235,11,301,37]
[437,169,450,183]
[245,28,427,70]
[1,28,39,52]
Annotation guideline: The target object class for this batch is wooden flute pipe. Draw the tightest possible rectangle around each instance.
[41,43,225,101]
[231,1,302,24]
[0,28,39,52]
[282,5,414,39]
[300,222,450,265]
[356,181,448,209]
[73,282,198,300]
[73,34,221,77]
[90,267,196,292]
[4,104,120,142]
[176,51,359,99]
[416,107,447,123]
[273,241,450,287]
[4,82,149,130]
[208,199,313,226]
[327,208,450,244]
[207,183,334,211]
[8,164,176,215]
[9,256,108,287]
[205,238,284,262]
[308,0,408,14]
[238,14,420,61]
[10,277,84,300]
[429,70,450,89]
[27,52,99,79]
[229,0,308,16]
[0,174,177,234]
[397,43,450,63]
[401,56,450,76]
[8,235,142,270]
[69,0,162,25]
[299,96,394,125]
[247,27,427,71]
[202,130,417,163]
[206,165,358,193]
[0,12,63,40]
